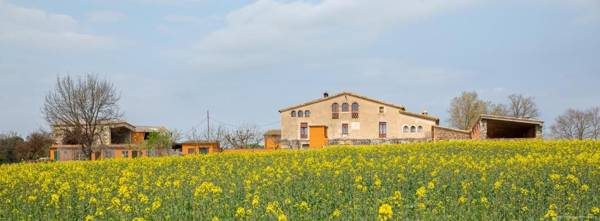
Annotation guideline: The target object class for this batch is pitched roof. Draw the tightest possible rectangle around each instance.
[470,114,544,130]
[264,129,281,136]
[278,92,406,112]
[400,110,440,123]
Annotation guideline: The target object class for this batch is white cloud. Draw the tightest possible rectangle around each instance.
[186,0,474,70]
[0,0,115,50]
[87,10,126,23]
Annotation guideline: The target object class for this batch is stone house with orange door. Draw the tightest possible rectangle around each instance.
[49,120,167,161]
[277,92,440,149]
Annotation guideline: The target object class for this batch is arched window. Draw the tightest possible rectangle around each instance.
[379,106,384,113]
[403,125,409,133]
[417,126,423,133]
[342,103,349,112]
[410,126,417,133]
[332,103,339,113]
[304,110,310,117]
[351,102,359,112]
[298,110,304,117]
[291,111,296,117]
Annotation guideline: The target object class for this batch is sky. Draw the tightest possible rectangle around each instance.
[1,0,599,136]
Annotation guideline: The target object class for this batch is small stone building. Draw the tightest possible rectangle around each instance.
[432,114,544,141]
[264,129,281,150]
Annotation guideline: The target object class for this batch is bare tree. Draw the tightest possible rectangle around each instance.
[224,124,262,149]
[188,124,229,147]
[507,94,539,119]
[550,108,600,140]
[448,92,489,130]
[588,107,600,139]
[487,102,509,116]
[43,74,122,159]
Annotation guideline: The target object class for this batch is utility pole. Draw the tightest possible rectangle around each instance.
[207,110,210,141]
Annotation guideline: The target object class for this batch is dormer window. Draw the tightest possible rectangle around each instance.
[291,111,296,117]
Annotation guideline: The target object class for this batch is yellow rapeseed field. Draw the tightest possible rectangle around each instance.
[1,140,599,220]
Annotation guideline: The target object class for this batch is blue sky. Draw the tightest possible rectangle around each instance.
[1,0,599,136]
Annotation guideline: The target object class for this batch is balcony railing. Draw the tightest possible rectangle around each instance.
[352,112,359,119]
[332,113,339,119]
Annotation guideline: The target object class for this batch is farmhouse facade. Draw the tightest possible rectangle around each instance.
[50,121,222,161]
[277,92,440,149]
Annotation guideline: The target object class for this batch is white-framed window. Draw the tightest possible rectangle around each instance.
[410,126,417,133]
[304,110,310,117]
[291,111,296,117]
[417,126,423,133]
[298,110,304,117]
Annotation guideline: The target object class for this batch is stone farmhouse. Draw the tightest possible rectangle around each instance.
[276,92,440,149]
[268,92,544,149]
[50,121,220,161]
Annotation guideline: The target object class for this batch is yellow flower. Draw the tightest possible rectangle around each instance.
[151,200,161,210]
[591,207,600,215]
[297,201,310,211]
[458,196,467,204]
[235,207,247,218]
[378,204,393,221]
[277,213,287,221]
[549,174,561,182]
[416,186,427,198]
[331,209,342,218]
[122,205,132,213]
[581,184,590,192]
[132,218,145,221]
[494,181,502,190]
[427,181,435,189]
[211,217,220,221]
[85,215,94,221]
[480,197,488,205]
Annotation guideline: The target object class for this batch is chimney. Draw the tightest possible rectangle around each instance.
[422,110,428,115]
[323,92,329,98]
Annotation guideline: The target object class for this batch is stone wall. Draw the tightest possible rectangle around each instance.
[432,126,471,141]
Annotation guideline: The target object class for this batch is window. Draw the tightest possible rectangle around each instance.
[298,110,304,117]
[188,148,195,154]
[379,122,387,138]
[332,103,339,119]
[342,103,349,112]
[304,110,310,117]
[417,126,423,133]
[291,111,296,117]
[379,106,384,113]
[351,102,359,112]
[403,125,410,133]
[199,148,209,154]
[410,126,417,133]
[351,102,359,118]
[122,150,129,158]
[300,123,308,139]
[342,123,349,135]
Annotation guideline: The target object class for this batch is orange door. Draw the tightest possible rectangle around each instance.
[309,126,328,148]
